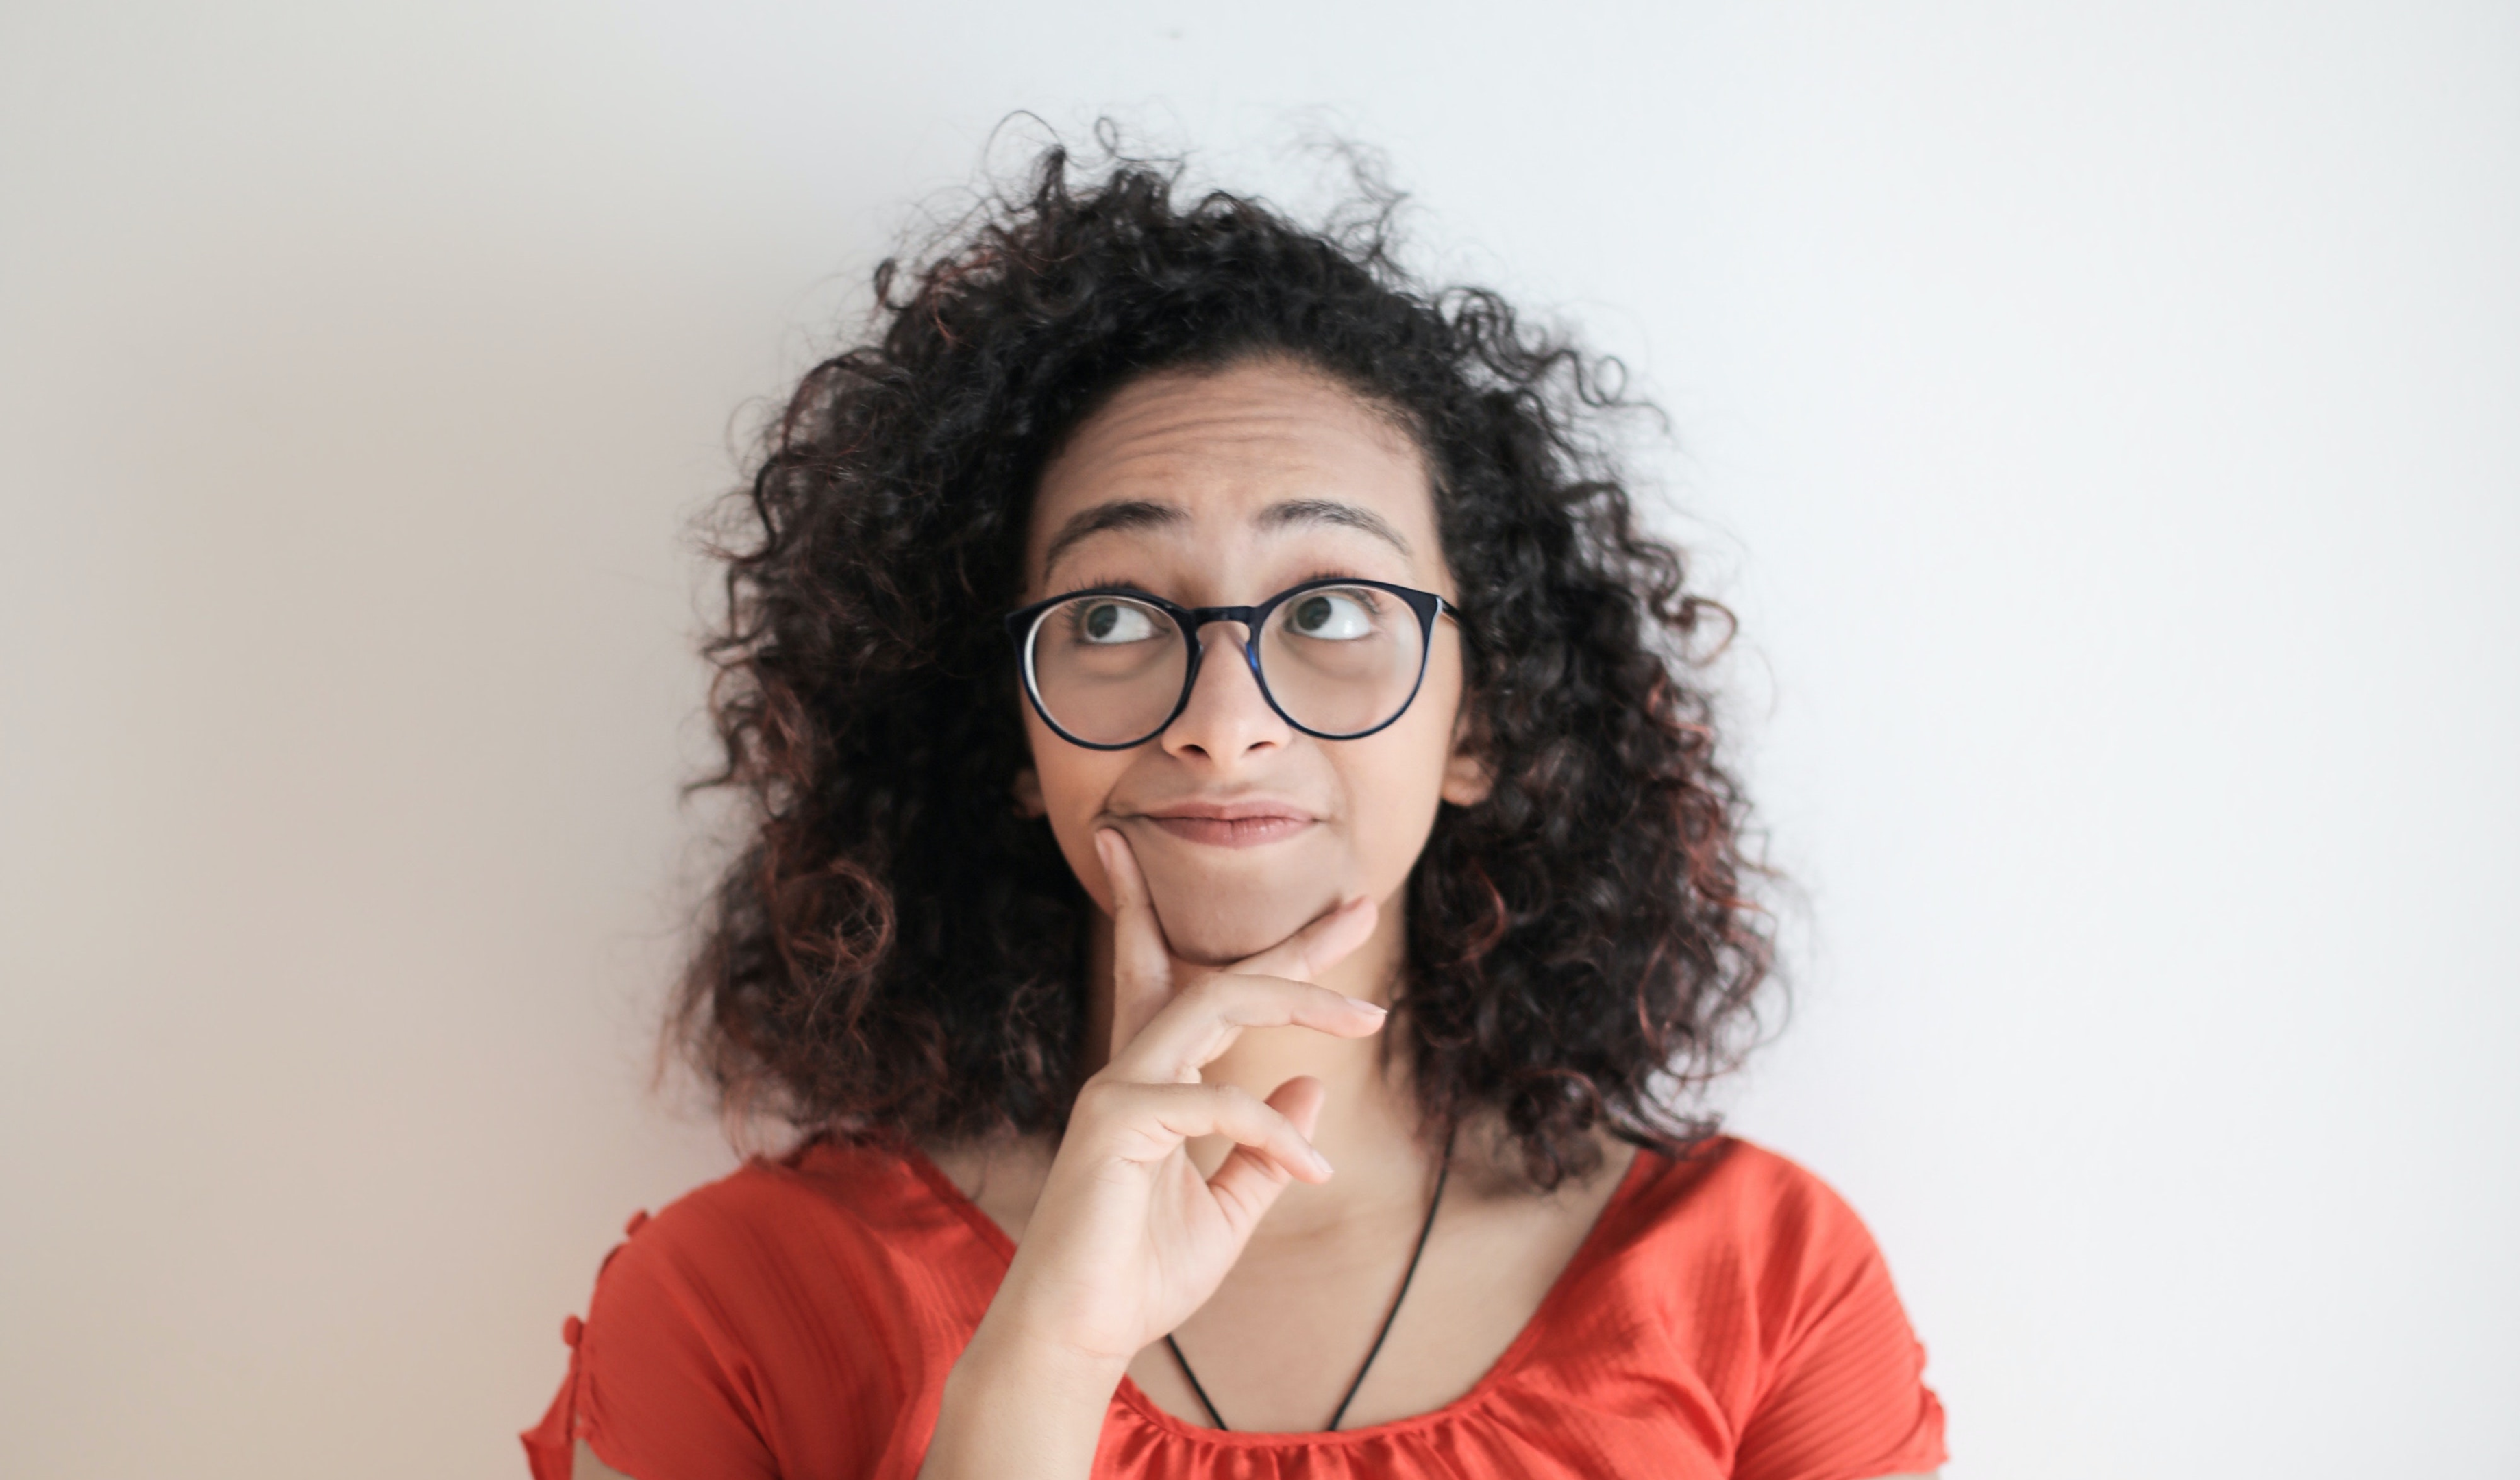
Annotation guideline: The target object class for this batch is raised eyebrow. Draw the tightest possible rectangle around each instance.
[1255,498,1413,558]
[1039,499,1189,578]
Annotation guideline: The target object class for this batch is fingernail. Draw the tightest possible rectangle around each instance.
[1344,996,1387,1015]
[1308,1146,1334,1176]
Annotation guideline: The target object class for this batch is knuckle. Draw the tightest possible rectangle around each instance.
[1072,1077,1128,1120]
[1209,1083,1268,1124]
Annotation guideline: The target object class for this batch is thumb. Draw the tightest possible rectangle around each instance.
[1267,1074,1328,1144]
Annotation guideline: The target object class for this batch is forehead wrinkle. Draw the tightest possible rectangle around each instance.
[1255,498,1413,558]
[1039,498,1188,580]
[1032,360,1441,589]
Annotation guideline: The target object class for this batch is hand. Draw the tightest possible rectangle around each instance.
[974,827,1387,1372]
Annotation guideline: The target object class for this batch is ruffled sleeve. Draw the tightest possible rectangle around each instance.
[520,1208,779,1480]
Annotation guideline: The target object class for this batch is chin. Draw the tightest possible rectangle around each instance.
[1137,859,1350,967]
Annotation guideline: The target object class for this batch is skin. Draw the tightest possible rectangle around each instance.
[572,358,1935,1479]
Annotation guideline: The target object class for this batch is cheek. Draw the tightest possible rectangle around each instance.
[1335,652,1466,898]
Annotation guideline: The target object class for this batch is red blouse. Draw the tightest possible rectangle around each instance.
[523,1134,1946,1479]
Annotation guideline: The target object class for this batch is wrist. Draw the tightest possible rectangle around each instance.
[954,1312,1132,1402]
[921,1317,1128,1480]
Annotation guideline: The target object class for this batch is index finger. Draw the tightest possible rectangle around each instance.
[1096,828,1175,1061]
[1226,892,1380,986]
[1107,970,1389,1086]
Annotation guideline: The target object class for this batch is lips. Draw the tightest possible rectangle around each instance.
[1134,799,1318,849]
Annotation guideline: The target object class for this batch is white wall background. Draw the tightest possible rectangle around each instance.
[3,3,2513,1476]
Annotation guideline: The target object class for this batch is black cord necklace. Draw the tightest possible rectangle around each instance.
[1164,1131,1455,1433]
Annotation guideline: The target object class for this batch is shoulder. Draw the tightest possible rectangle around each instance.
[566,1132,1009,1391]
[543,1137,997,1479]
[1592,1134,1927,1372]
[1616,1133,1886,1259]
[588,1135,975,1314]
[1606,1136,1949,1477]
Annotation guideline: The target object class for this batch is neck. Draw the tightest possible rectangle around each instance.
[1080,889,1437,1238]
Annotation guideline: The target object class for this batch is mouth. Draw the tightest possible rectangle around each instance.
[1131,798,1320,849]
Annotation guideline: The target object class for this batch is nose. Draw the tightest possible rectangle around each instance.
[1160,621,1291,764]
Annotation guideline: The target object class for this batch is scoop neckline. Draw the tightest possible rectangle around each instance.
[893,1135,1664,1448]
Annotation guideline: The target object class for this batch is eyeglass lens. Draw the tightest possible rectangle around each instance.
[1026,587,1427,745]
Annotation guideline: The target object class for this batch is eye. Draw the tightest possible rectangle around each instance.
[1074,599,1161,644]
[1283,589,1376,641]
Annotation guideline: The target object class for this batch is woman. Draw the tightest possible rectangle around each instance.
[525,146,1947,1479]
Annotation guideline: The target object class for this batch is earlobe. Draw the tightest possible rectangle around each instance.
[1440,735,1494,808]
[1440,701,1494,807]
[1011,767,1048,819]
[1441,752,1493,807]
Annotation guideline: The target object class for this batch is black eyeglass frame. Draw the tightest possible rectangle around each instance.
[1003,577,1466,750]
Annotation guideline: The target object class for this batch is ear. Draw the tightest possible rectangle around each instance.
[1440,712,1494,808]
[1011,766,1048,819]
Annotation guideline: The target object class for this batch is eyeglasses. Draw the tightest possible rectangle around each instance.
[1004,578,1464,750]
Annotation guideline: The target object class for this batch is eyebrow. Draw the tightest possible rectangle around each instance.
[1038,495,1414,581]
[1256,498,1413,557]
[1039,499,1188,577]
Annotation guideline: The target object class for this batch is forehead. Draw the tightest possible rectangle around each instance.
[1025,358,1440,590]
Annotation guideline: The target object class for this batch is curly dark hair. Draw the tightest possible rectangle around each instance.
[674,143,1775,1189]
